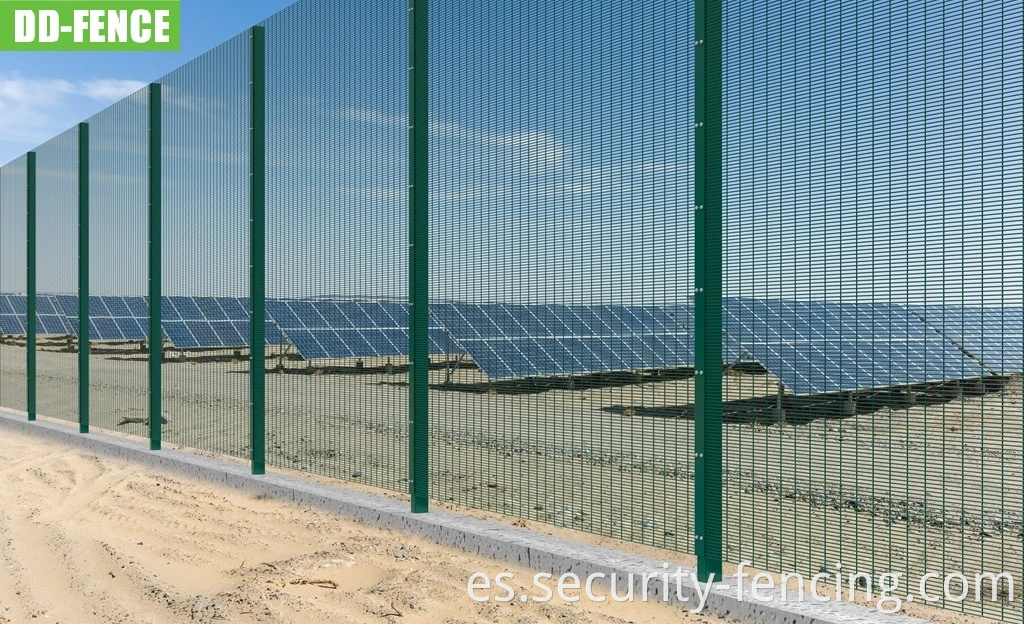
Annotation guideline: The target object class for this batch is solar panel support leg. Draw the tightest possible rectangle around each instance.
[773,382,785,424]
[952,381,964,400]
[843,392,857,417]
[902,387,917,407]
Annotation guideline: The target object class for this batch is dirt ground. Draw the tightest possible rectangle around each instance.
[1,344,1019,623]
[0,426,734,624]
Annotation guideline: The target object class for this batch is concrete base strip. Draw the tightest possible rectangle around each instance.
[0,409,928,624]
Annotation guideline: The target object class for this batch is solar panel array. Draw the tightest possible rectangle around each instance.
[909,305,1024,375]
[2,292,1015,393]
[265,299,449,360]
[723,298,989,395]
[432,303,695,379]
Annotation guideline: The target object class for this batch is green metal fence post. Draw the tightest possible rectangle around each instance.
[408,0,429,513]
[78,123,90,433]
[26,151,37,422]
[250,25,267,475]
[694,0,723,582]
[148,83,162,450]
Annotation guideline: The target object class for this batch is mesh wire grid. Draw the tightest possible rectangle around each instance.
[0,156,28,412]
[83,90,150,434]
[260,0,409,490]
[0,0,1018,620]
[34,129,79,425]
[429,0,695,550]
[159,31,252,460]
[721,0,1024,619]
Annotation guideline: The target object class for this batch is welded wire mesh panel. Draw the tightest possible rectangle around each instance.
[86,90,150,434]
[0,156,28,413]
[262,0,408,490]
[430,0,694,549]
[34,129,78,424]
[721,0,1024,619]
[160,32,251,459]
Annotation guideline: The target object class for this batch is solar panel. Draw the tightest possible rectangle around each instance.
[723,297,988,394]
[432,303,696,379]
[36,295,73,335]
[264,299,451,360]
[909,305,1024,374]
[98,296,148,340]
[0,294,27,335]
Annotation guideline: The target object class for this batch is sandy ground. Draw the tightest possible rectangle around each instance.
[0,426,736,624]
[1,343,1020,622]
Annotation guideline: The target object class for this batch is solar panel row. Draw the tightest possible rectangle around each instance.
[433,303,696,379]
[53,295,284,348]
[3,292,1019,396]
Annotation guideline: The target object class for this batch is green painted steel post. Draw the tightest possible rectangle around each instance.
[408,0,429,513]
[249,25,267,475]
[78,123,90,433]
[694,0,723,582]
[148,83,162,451]
[26,151,36,422]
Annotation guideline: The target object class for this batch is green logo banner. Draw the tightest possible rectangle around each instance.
[0,1,180,50]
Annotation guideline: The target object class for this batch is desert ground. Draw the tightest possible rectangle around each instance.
[1,341,1021,622]
[0,426,737,624]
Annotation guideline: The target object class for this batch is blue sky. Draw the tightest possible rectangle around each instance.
[0,0,296,166]
[0,0,1021,308]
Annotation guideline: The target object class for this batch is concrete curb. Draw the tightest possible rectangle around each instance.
[0,409,929,624]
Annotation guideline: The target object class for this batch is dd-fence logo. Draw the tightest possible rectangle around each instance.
[1,1,180,50]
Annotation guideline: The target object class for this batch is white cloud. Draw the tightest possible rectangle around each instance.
[339,106,572,168]
[337,106,687,195]
[75,79,147,102]
[0,73,146,156]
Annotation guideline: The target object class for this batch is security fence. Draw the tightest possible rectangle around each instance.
[0,0,1020,621]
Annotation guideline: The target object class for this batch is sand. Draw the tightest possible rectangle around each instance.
[1,343,1020,622]
[0,426,736,624]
